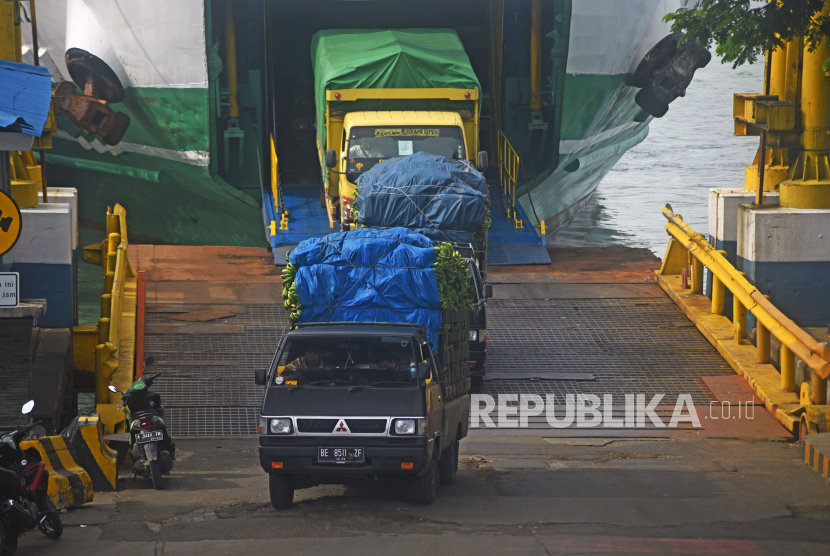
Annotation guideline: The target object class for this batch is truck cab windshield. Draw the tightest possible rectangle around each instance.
[347,126,465,181]
[275,335,422,387]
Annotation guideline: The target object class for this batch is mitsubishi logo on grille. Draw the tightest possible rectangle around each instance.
[334,419,350,433]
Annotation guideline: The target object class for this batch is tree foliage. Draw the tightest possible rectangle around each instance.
[665,0,830,67]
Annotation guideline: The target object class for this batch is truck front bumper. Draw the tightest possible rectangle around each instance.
[259,437,429,476]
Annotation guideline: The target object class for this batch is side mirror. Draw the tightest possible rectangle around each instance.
[254,368,267,386]
[21,400,34,415]
[107,385,119,393]
[476,151,489,172]
[483,284,493,299]
[325,149,338,168]
[417,362,431,380]
[145,356,156,366]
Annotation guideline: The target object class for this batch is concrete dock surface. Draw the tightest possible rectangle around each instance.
[17,434,830,555]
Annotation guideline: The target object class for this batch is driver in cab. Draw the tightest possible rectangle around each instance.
[283,344,368,386]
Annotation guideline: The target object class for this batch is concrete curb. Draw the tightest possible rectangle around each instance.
[20,436,94,509]
[656,273,800,433]
[803,433,830,478]
[62,414,119,491]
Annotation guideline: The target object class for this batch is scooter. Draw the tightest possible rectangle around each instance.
[0,400,63,555]
[109,357,176,490]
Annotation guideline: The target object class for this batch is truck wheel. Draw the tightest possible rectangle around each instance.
[413,449,439,505]
[269,474,294,510]
[439,440,459,485]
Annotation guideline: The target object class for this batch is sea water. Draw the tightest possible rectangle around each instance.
[549,56,765,255]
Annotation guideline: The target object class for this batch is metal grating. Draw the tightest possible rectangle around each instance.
[483,299,732,404]
[151,293,735,435]
[166,407,259,437]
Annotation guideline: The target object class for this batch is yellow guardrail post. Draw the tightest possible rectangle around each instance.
[711,274,725,315]
[692,257,703,294]
[781,344,796,392]
[757,319,770,364]
[733,281,747,343]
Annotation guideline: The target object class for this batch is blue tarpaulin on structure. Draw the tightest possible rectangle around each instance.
[352,153,488,243]
[0,60,52,137]
[290,228,443,348]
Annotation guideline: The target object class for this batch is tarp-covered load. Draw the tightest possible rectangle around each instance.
[352,152,489,244]
[311,29,481,150]
[286,228,443,347]
[281,228,474,352]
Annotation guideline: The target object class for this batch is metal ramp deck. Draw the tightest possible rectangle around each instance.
[263,180,549,266]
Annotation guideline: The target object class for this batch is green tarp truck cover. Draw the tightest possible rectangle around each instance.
[311,28,481,149]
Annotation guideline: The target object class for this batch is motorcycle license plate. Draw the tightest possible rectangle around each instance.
[136,430,163,444]
[318,447,364,464]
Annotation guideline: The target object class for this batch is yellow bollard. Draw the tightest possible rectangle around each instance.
[756,320,770,364]
[100,294,111,319]
[781,344,796,392]
[692,257,703,294]
[104,271,115,295]
[711,275,725,315]
[98,318,110,345]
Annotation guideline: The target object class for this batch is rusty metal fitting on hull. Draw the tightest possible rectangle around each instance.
[53,81,130,146]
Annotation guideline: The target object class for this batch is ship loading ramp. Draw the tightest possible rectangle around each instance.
[258,0,548,265]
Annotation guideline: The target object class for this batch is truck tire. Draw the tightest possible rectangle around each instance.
[413,449,439,505]
[439,440,459,485]
[269,474,294,510]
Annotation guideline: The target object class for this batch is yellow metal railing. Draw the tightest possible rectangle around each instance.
[267,134,289,237]
[94,204,136,408]
[658,205,830,405]
[497,131,523,229]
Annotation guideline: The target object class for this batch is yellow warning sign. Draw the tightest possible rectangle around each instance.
[0,190,22,257]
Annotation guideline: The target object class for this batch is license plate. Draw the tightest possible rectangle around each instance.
[136,430,163,444]
[318,447,364,464]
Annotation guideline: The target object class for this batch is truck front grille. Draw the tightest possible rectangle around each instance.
[345,419,387,434]
[297,419,338,433]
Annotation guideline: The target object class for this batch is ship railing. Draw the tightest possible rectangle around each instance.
[658,205,830,408]
[496,130,524,229]
[267,133,289,235]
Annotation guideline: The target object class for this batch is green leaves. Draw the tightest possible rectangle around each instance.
[666,0,829,68]
[432,242,475,311]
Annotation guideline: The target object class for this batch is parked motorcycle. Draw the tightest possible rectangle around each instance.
[109,357,176,490]
[0,400,63,555]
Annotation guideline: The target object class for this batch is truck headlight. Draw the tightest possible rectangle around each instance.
[270,418,293,435]
[468,330,478,342]
[393,419,416,435]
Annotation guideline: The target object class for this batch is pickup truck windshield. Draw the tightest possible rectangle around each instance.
[274,335,421,387]
[347,126,465,180]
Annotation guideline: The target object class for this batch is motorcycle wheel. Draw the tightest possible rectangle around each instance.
[150,460,163,490]
[38,511,62,540]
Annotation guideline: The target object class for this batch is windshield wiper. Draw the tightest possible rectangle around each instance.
[369,381,411,387]
[287,385,304,393]
[306,380,353,387]
[348,385,366,393]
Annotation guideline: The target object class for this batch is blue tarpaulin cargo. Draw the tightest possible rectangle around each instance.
[352,153,488,243]
[289,228,443,349]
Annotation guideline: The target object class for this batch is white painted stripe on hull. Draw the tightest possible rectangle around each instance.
[567,0,687,75]
[559,121,641,154]
[55,130,209,166]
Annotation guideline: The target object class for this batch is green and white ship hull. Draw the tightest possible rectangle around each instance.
[25,0,691,246]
